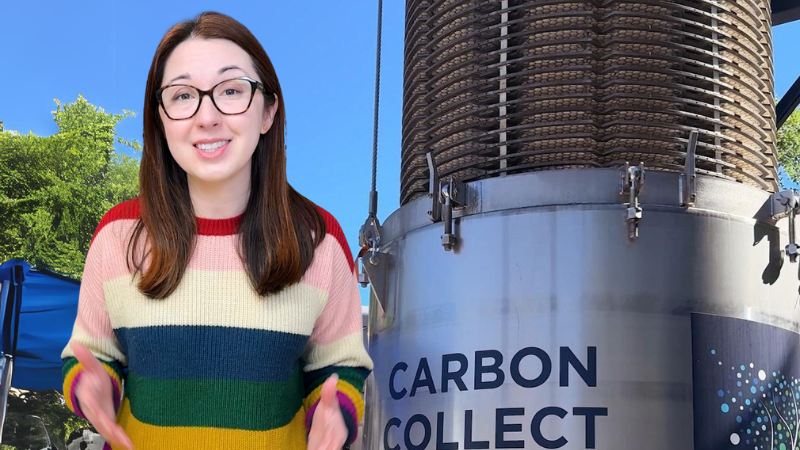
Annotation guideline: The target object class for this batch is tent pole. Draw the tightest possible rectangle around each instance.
[0,265,24,444]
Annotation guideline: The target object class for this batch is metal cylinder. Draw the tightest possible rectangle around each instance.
[400,0,778,204]
[370,1,795,449]
[363,170,800,450]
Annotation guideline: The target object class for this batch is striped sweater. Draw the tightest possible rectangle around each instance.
[61,198,373,449]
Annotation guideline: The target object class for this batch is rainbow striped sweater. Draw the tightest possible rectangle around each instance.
[61,199,373,449]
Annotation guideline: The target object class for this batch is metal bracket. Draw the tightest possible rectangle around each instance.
[770,190,800,220]
[426,152,442,223]
[358,193,383,287]
[439,177,467,251]
[680,130,699,207]
[770,190,800,263]
[620,162,645,240]
[357,218,381,288]
[358,260,369,287]
[425,152,468,250]
[358,217,381,257]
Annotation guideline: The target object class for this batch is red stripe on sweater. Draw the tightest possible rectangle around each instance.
[90,198,141,246]
[91,200,354,274]
[316,206,355,273]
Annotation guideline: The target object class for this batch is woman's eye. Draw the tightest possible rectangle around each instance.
[174,93,193,102]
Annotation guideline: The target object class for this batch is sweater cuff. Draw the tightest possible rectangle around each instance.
[63,358,123,418]
[305,391,360,445]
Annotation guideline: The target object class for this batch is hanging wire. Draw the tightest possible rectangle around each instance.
[358,0,384,269]
[369,0,383,216]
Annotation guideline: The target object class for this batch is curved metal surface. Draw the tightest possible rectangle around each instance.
[363,171,799,450]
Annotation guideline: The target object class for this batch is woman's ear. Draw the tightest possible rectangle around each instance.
[261,94,279,134]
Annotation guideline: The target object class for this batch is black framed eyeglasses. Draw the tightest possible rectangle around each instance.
[156,76,266,120]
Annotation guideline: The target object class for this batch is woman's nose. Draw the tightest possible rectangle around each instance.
[194,94,221,128]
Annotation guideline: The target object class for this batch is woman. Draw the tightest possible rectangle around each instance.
[61,11,372,450]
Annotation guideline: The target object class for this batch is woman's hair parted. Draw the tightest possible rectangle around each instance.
[129,11,326,299]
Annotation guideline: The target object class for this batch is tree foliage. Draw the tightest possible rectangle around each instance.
[3,389,94,450]
[778,108,800,187]
[0,96,140,278]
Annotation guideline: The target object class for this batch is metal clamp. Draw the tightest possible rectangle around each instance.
[359,216,381,256]
[680,130,699,207]
[358,193,383,287]
[357,219,381,287]
[620,162,645,240]
[770,190,800,263]
[425,152,467,250]
[439,177,467,250]
[426,152,442,223]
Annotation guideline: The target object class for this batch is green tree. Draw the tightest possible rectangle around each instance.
[0,95,140,278]
[3,389,93,450]
[778,108,800,187]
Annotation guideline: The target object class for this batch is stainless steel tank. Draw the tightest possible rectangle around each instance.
[363,169,800,449]
[362,1,799,449]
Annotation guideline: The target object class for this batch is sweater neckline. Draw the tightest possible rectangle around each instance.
[196,214,243,236]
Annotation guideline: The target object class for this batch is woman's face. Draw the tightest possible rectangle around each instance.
[158,38,275,193]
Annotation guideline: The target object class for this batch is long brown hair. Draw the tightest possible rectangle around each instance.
[129,11,325,299]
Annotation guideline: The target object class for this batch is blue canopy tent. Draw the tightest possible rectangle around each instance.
[0,258,80,444]
[0,258,79,408]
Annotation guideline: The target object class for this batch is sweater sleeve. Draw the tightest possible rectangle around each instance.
[61,222,127,418]
[302,212,373,445]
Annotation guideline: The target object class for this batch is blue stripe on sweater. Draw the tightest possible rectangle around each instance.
[114,325,308,382]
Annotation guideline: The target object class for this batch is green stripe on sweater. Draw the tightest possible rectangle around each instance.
[303,366,369,394]
[125,364,304,430]
[62,356,126,381]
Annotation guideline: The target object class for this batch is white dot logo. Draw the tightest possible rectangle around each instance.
[730,433,740,445]
[758,370,767,381]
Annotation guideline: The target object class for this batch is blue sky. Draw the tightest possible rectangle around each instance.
[1,3,799,304]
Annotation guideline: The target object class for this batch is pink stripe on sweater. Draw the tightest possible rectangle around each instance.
[74,313,114,340]
[186,234,246,271]
[300,235,344,292]
[93,203,356,283]
[95,218,146,280]
[76,233,116,339]
[308,268,362,346]
[97,220,343,295]
[75,282,114,339]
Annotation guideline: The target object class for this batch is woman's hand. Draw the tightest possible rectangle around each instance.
[307,374,348,450]
[72,342,134,450]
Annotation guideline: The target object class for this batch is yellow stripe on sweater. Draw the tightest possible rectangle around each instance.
[112,399,308,450]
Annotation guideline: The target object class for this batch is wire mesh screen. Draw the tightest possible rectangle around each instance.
[400,0,778,204]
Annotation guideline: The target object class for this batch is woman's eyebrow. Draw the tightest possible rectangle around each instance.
[219,65,246,75]
[165,66,246,86]
[167,73,191,84]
